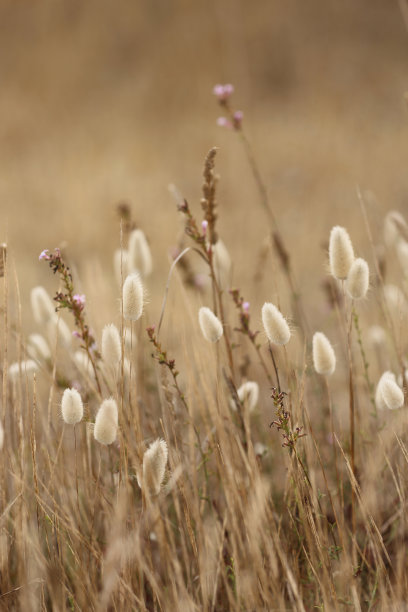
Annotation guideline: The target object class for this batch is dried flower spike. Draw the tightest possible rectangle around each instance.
[346,258,369,300]
[329,226,354,280]
[61,388,84,425]
[139,438,168,497]
[101,324,122,368]
[312,332,336,376]
[261,303,291,345]
[94,398,118,445]
[198,306,223,342]
[128,229,153,277]
[123,273,144,321]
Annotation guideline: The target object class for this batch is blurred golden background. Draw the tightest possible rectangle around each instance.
[1,0,408,325]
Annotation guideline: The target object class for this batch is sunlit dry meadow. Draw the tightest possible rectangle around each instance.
[1,1,408,610]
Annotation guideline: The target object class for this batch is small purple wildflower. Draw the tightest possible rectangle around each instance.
[72,330,81,339]
[72,294,86,307]
[243,301,250,313]
[216,117,232,129]
[202,220,208,235]
[213,84,234,101]
[39,249,50,261]
[233,110,243,128]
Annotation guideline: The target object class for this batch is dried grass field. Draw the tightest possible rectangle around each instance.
[1,1,408,610]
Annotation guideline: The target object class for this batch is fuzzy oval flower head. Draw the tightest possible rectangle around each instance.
[128,229,153,277]
[27,333,51,362]
[94,398,118,445]
[61,388,83,425]
[346,258,369,300]
[123,273,144,321]
[198,306,223,343]
[237,381,259,413]
[31,286,56,326]
[101,324,121,368]
[375,372,404,411]
[380,373,404,410]
[261,303,291,345]
[139,438,168,497]
[329,226,355,280]
[9,359,38,381]
[312,332,336,376]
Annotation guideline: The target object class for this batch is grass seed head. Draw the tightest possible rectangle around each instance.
[9,359,38,380]
[261,302,291,345]
[312,332,336,376]
[102,324,122,368]
[94,398,118,445]
[346,257,369,300]
[381,374,404,410]
[198,306,223,342]
[123,273,144,321]
[128,229,153,277]
[329,226,354,280]
[237,381,259,413]
[46,315,72,348]
[31,286,56,326]
[27,334,51,362]
[375,372,398,411]
[61,388,84,425]
[140,438,168,497]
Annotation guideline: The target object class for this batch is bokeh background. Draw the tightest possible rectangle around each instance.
[1,0,408,326]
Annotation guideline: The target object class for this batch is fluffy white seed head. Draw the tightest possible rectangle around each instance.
[128,229,153,277]
[27,334,51,362]
[94,398,118,445]
[139,438,168,497]
[261,303,291,345]
[346,258,369,300]
[123,273,144,321]
[46,315,72,348]
[31,286,56,326]
[9,359,38,380]
[237,381,259,413]
[367,325,387,347]
[61,388,84,425]
[376,372,404,410]
[211,240,231,289]
[375,372,398,411]
[384,211,407,248]
[102,324,122,368]
[312,332,336,376]
[113,249,129,286]
[329,226,355,280]
[198,307,223,343]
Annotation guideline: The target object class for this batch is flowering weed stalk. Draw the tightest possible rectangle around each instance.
[213,84,308,337]
[230,288,276,387]
[177,149,235,380]
[40,248,102,393]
